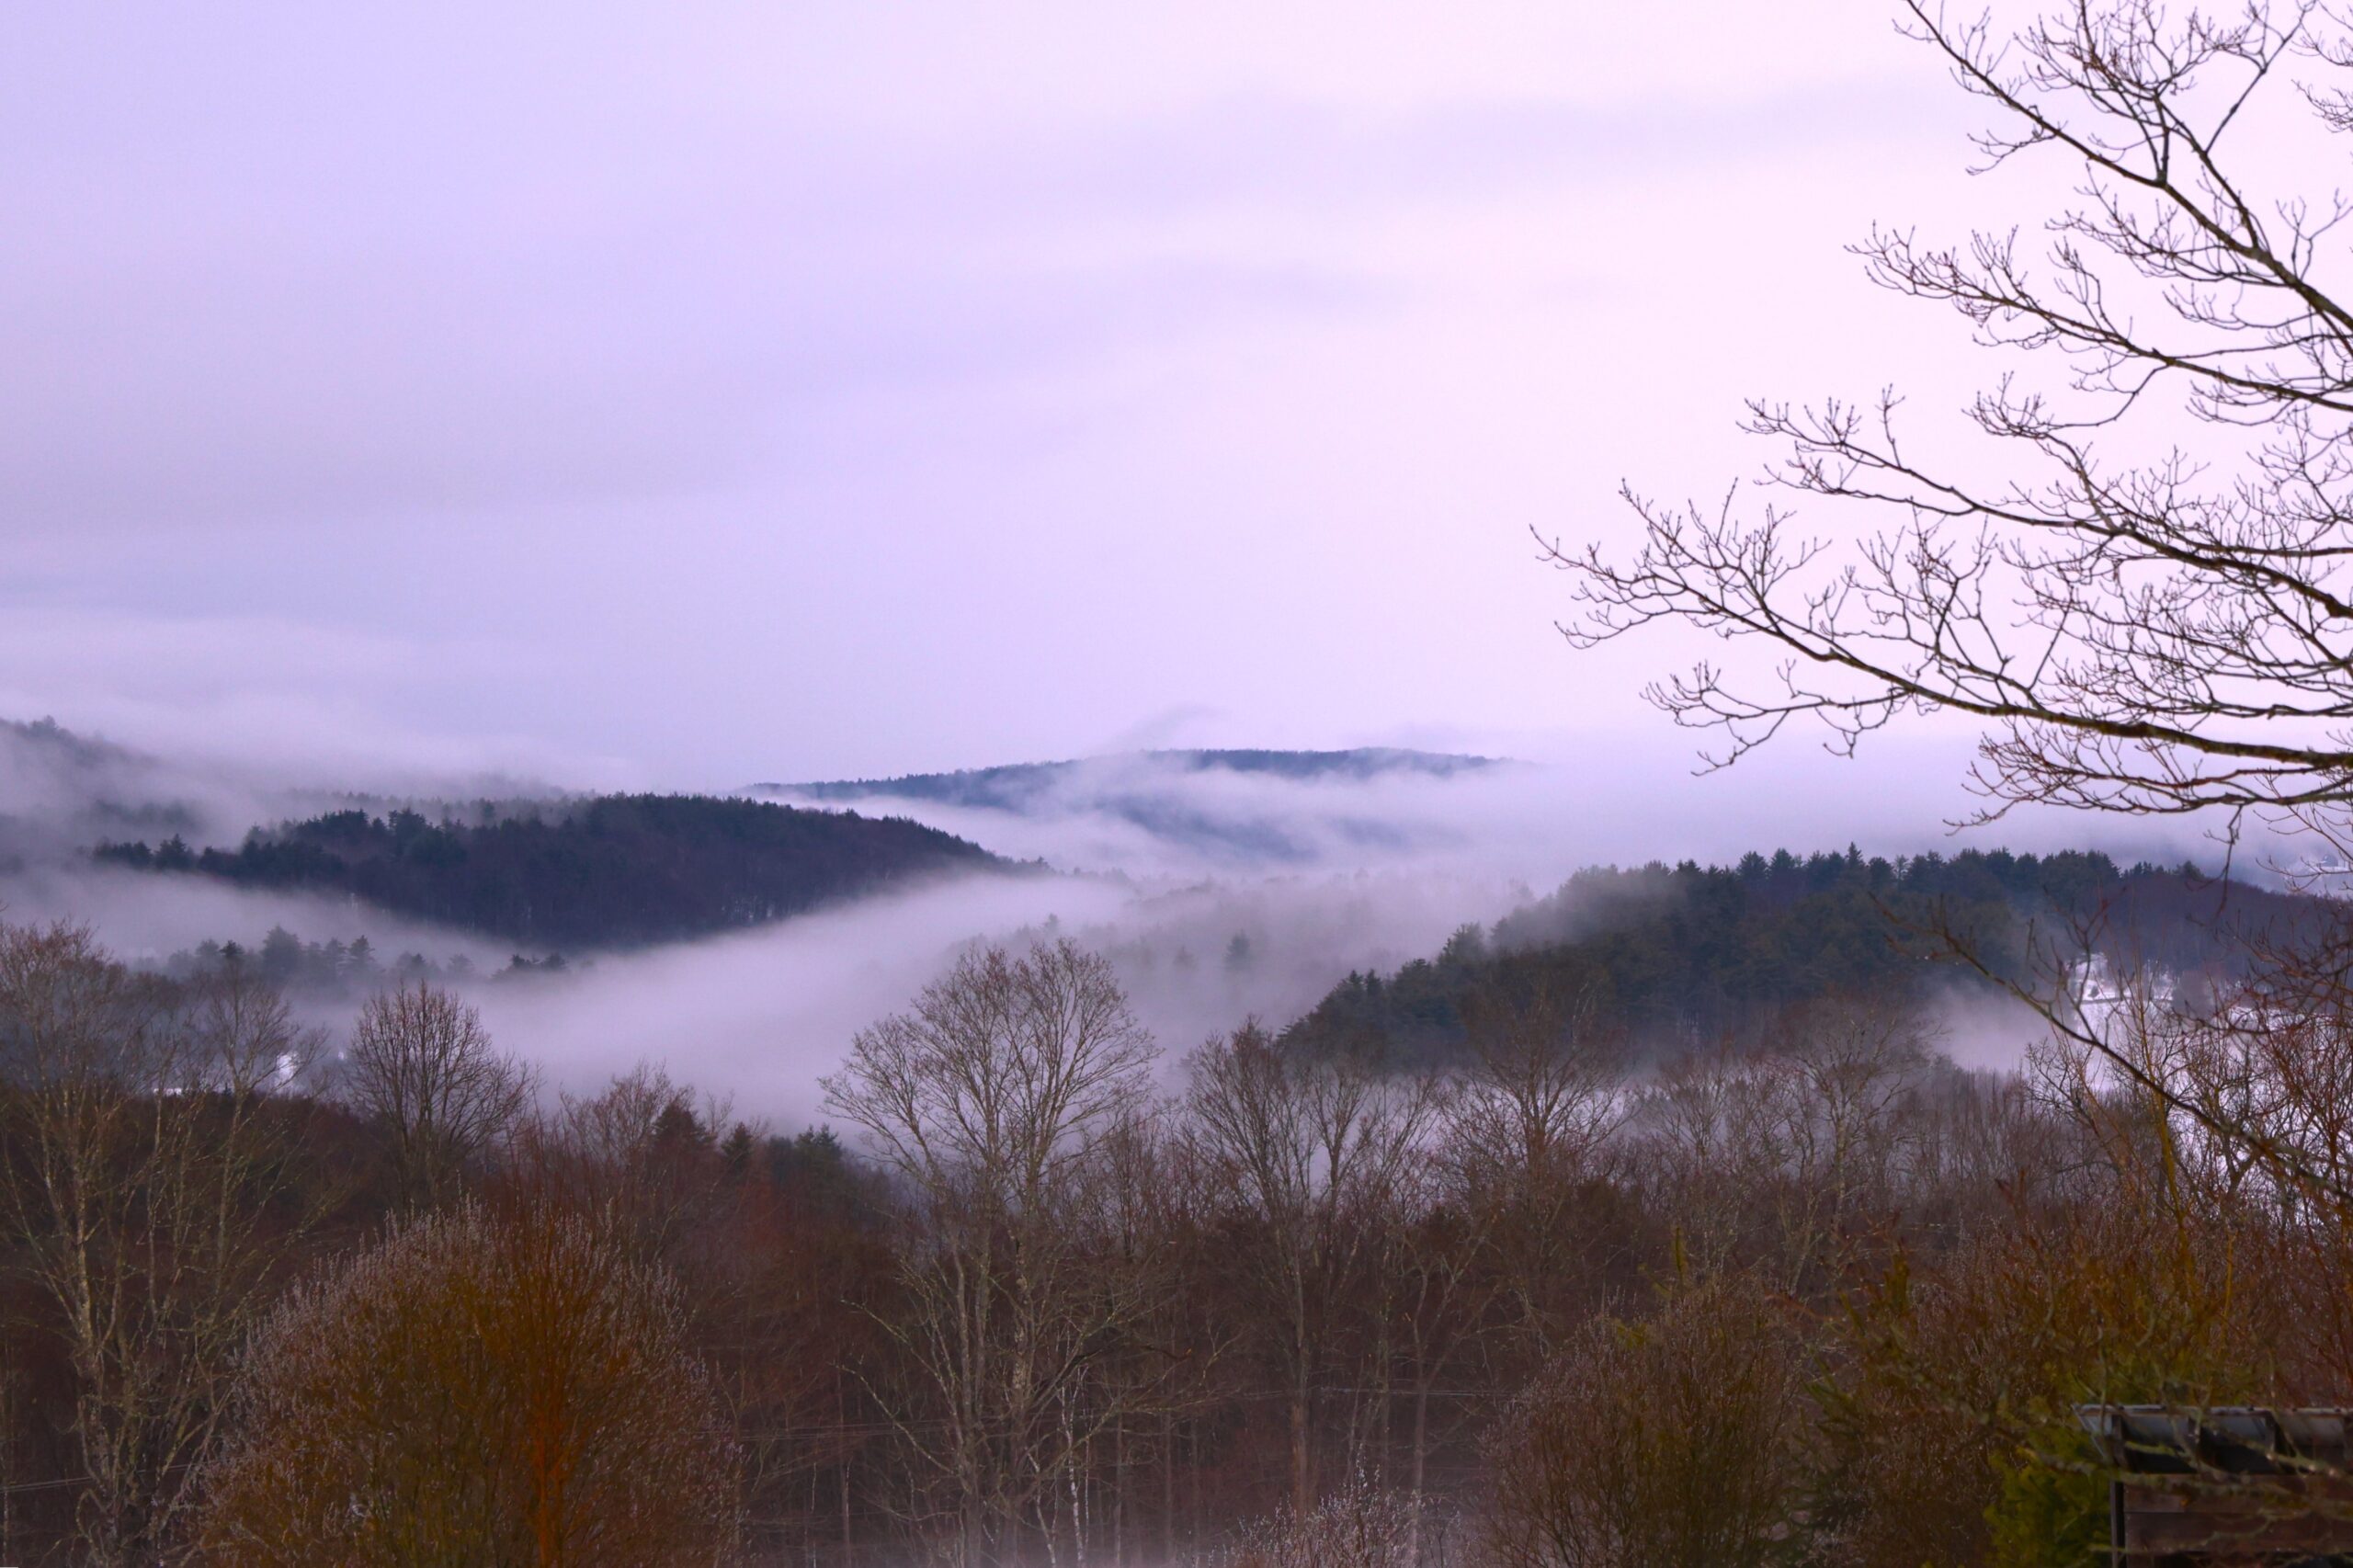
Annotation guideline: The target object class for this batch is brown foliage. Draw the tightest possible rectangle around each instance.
[198,1204,739,1568]
[1811,1061,2281,1568]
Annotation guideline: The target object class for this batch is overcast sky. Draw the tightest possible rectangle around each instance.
[2,1,2007,791]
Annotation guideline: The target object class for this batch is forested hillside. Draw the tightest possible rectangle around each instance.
[93,794,1017,949]
[1285,847,2310,1061]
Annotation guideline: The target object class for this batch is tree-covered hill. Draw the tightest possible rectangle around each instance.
[94,794,1018,949]
[1283,846,2317,1062]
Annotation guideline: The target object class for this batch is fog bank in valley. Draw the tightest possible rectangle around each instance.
[1,716,2246,1122]
[0,715,566,869]
[756,732,2239,887]
[0,860,518,976]
[479,737,2234,1117]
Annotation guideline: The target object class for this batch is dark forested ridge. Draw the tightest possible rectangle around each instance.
[1286,846,2313,1062]
[93,794,1017,949]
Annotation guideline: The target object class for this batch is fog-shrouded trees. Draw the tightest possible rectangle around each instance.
[2,903,2345,1565]
[1554,0,2353,864]
[343,980,534,1208]
[509,1063,733,1267]
[1536,2,2353,1545]
[199,1203,740,1567]
[0,923,326,1567]
[822,938,1166,1568]
[1634,997,1940,1293]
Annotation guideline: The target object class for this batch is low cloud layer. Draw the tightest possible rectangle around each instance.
[760,736,2237,888]
[0,860,517,980]
[0,714,570,868]
[1,716,2244,1123]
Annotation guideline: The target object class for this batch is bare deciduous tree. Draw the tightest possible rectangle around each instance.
[1447,989,1623,1199]
[342,981,534,1208]
[1554,0,2353,1208]
[1560,0,2353,835]
[823,939,1164,1568]
[1445,988,1628,1353]
[510,1063,731,1266]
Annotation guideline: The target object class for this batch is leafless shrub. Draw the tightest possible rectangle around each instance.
[198,1202,740,1566]
[1210,1473,1443,1568]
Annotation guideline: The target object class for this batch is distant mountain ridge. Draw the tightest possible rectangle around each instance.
[751,748,1504,867]
[763,747,1500,805]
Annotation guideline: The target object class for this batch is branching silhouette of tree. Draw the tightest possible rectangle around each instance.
[1547,19,2353,1552]
[1184,1025,1442,1517]
[342,982,535,1210]
[1556,0,2353,1195]
[822,939,1168,1568]
[1562,0,2353,827]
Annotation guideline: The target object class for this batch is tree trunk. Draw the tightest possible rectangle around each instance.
[839,1456,853,1568]
[1161,1410,1176,1562]
[1290,1374,1313,1517]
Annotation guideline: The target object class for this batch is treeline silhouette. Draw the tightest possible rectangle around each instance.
[775,746,1500,806]
[152,927,569,997]
[94,793,1015,948]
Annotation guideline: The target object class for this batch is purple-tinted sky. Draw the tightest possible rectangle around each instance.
[3,2,1999,790]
